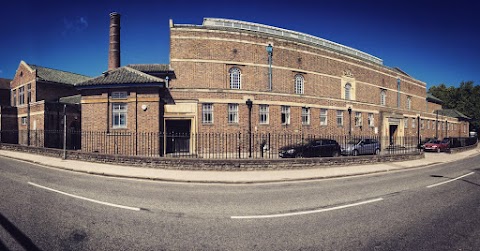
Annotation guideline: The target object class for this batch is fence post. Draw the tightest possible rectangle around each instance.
[238,132,241,159]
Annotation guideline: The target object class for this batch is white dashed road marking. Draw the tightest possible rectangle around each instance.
[427,172,475,188]
[231,198,383,219]
[28,182,141,211]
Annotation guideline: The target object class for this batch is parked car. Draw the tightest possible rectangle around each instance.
[423,138,450,152]
[418,137,435,150]
[279,139,341,158]
[341,138,381,156]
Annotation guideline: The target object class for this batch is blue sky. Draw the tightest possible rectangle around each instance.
[0,0,478,89]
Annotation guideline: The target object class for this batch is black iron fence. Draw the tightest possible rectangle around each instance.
[0,130,441,159]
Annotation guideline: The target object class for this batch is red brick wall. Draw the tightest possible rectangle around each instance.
[169,25,446,137]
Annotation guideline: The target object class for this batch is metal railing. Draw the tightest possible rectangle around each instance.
[0,130,434,159]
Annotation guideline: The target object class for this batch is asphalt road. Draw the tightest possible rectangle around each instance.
[0,153,479,250]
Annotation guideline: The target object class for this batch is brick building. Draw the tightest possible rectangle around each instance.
[6,60,89,148]
[78,16,469,156]
[167,18,469,150]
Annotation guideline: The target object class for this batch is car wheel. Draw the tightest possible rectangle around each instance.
[332,151,340,157]
[296,152,303,158]
[353,150,359,156]
[437,148,441,153]
[374,149,380,155]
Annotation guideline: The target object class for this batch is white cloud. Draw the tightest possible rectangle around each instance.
[62,16,88,36]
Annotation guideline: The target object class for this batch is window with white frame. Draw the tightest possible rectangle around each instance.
[302,107,310,125]
[294,74,304,94]
[336,110,343,126]
[406,96,412,110]
[228,103,239,124]
[229,67,241,89]
[112,103,127,128]
[404,117,408,128]
[427,120,430,129]
[345,83,352,100]
[421,119,424,129]
[112,91,128,99]
[19,86,24,105]
[355,112,362,127]
[320,109,328,126]
[21,117,27,125]
[259,104,269,124]
[380,89,386,106]
[412,118,416,128]
[281,106,290,125]
[368,113,374,127]
[202,103,213,124]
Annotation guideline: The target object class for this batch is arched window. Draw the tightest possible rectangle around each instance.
[380,89,386,106]
[229,67,241,89]
[345,83,352,100]
[406,96,412,110]
[294,74,304,94]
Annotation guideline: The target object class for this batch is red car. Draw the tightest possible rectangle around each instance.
[423,138,450,152]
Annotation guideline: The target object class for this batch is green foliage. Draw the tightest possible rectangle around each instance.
[428,81,479,132]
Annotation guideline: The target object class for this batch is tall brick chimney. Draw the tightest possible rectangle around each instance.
[108,12,120,71]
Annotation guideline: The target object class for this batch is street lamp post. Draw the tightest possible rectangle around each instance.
[246,99,253,158]
[266,44,273,91]
[348,107,352,136]
[445,120,448,138]
[435,110,439,139]
[417,116,421,147]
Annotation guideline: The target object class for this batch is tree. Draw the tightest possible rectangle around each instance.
[428,81,479,132]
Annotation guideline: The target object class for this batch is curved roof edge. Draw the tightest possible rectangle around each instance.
[196,18,383,65]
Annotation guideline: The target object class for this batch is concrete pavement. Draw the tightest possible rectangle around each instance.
[0,147,479,183]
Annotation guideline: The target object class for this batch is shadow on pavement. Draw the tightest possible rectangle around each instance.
[0,212,43,251]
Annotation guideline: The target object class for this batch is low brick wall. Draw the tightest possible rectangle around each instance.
[0,143,424,171]
[448,142,478,154]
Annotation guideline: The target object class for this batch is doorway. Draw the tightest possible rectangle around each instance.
[389,124,398,146]
[166,120,191,154]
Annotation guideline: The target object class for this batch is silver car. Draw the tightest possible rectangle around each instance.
[341,138,381,156]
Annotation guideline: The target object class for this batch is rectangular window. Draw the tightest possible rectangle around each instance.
[12,90,16,106]
[336,110,343,126]
[112,103,127,128]
[228,103,238,124]
[368,113,374,127]
[320,109,328,126]
[404,118,408,129]
[259,105,269,124]
[421,119,424,129]
[412,118,416,128]
[355,112,362,127]
[19,86,24,105]
[27,84,31,103]
[21,117,27,125]
[302,107,310,125]
[202,103,213,124]
[406,96,412,110]
[111,91,128,99]
[281,106,290,125]
[427,120,430,129]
